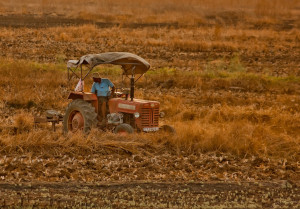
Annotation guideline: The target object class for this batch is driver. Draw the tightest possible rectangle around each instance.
[91,73,115,124]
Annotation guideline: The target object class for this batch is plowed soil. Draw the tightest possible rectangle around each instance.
[0,182,299,208]
[0,14,299,76]
[0,8,299,208]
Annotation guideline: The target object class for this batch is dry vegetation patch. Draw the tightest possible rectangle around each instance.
[0,59,299,184]
[0,0,298,25]
[0,2,299,203]
[0,23,298,76]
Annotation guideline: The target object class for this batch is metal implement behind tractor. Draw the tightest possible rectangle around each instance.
[34,110,63,131]
[36,52,174,134]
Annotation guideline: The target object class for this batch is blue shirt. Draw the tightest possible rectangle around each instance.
[91,78,114,97]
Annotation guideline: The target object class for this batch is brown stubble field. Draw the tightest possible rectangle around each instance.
[0,0,299,208]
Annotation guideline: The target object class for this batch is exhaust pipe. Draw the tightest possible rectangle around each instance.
[130,77,134,101]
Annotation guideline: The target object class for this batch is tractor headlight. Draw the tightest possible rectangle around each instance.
[134,112,140,118]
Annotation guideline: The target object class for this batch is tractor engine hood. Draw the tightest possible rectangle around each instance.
[109,98,160,113]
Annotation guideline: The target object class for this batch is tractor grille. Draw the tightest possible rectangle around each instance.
[141,107,159,127]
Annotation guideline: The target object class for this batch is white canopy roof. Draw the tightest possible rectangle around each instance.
[67,52,150,75]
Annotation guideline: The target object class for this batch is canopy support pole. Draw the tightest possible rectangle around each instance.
[82,66,94,81]
[130,66,136,101]
[135,74,144,82]
[67,67,80,80]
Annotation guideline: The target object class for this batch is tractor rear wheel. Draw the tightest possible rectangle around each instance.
[63,99,98,133]
[114,123,134,135]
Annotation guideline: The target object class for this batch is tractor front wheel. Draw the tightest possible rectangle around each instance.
[159,125,176,134]
[63,99,98,133]
[114,123,134,135]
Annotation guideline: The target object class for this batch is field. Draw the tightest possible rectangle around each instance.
[0,0,299,208]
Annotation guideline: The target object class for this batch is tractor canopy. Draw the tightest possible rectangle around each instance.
[67,52,150,75]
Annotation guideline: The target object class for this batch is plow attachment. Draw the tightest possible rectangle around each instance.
[34,110,63,132]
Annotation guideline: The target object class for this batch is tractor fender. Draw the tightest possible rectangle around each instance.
[68,92,97,101]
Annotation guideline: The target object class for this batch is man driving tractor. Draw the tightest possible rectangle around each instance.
[62,52,174,134]
[91,73,115,124]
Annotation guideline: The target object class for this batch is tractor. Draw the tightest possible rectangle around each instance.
[63,52,174,134]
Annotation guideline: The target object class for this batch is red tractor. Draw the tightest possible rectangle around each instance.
[63,52,174,134]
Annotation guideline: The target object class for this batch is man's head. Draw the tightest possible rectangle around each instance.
[92,72,101,83]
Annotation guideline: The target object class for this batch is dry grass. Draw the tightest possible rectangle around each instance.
[1,0,298,24]
[0,59,299,162]
[0,1,299,184]
[0,24,298,76]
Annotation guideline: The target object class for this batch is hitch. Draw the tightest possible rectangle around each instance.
[34,110,63,132]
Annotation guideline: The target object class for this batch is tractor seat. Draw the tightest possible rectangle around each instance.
[114,88,130,98]
[115,92,127,98]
